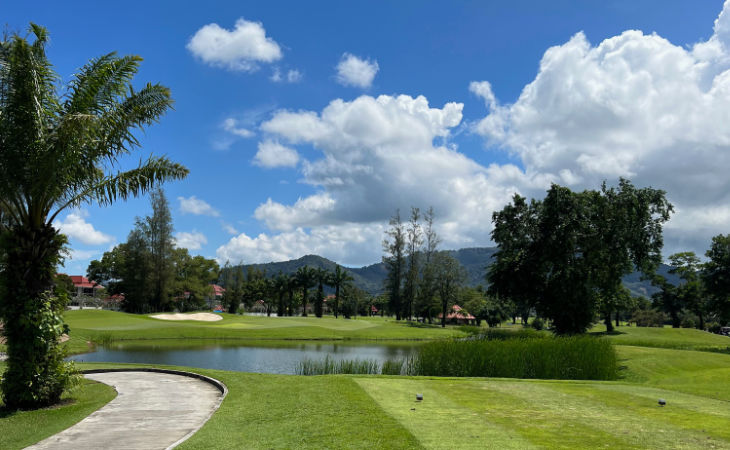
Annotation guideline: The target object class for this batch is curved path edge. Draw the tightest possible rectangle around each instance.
[28,368,227,450]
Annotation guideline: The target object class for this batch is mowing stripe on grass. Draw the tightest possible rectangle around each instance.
[355,377,537,449]
[485,381,730,449]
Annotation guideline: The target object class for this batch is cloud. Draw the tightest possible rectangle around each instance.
[216,224,384,266]
[55,211,114,246]
[221,222,239,235]
[218,2,730,265]
[174,231,208,251]
[187,18,282,72]
[335,53,379,88]
[471,0,730,257]
[178,196,220,217]
[253,140,300,168]
[271,68,303,83]
[222,118,254,138]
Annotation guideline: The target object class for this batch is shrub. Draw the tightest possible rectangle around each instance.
[630,309,667,327]
[409,336,618,380]
[680,315,697,329]
[707,322,722,334]
[531,317,546,331]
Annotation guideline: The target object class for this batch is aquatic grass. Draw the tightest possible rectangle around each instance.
[410,336,618,380]
[295,356,380,375]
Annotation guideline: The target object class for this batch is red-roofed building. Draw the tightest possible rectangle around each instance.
[69,275,104,297]
[207,284,225,309]
[438,305,476,325]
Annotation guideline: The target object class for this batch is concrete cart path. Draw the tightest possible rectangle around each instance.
[27,371,224,450]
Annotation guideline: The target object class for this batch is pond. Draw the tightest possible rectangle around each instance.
[69,340,420,374]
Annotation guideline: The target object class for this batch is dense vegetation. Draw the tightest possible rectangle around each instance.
[0,25,186,409]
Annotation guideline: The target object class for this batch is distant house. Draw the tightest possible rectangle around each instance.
[438,305,476,325]
[68,276,104,298]
[207,284,225,309]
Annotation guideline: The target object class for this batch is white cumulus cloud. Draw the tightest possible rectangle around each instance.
[178,196,220,217]
[187,18,282,72]
[222,118,254,138]
[335,53,379,88]
[253,140,300,168]
[472,0,730,257]
[174,231,208,251]
[55,211,114,246]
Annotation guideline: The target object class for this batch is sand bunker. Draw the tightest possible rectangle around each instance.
[150,313,223,322]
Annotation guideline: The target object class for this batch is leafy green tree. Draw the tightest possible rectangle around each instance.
[329,264,353,318]
[490,180,671,335]
[286,273,297,316]
[295,266,316,317]
[120,228,153,313]
[488,194,541,326]
[0,25,186,408]
[704,234,730,325]
[273,272,289,317]
[383,210,406,320]
[668,252,707,329]
[434,252,466,327]
[171,248,218,311]
[652,274,681,328]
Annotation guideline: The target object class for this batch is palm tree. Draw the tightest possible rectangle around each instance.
[313,267,329,318]
[273,272,288,317]
[295,266,316,317]
[329,265,354,319]
[0,25,188,409]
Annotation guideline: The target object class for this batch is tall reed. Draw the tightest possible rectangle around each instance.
[295,356,380,375]
[410,336,618,380]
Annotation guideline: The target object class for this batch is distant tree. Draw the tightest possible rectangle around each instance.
[403,207,423,320]
[0,25,187,408]
[142,188,175,312]
[286,274,297,316]
[313,267,329,318]
[120,228,153,313]
[668,252,707,329]
[53,273,75,296]
[171,248,218,312]
[415,207,439,323]
[329,265,353,318]
[295,266,316,317]
[383,210,406,320]
[273,272,288,317]
[434,252,466,327]
[651,274,682,328]
[704,234,730,325]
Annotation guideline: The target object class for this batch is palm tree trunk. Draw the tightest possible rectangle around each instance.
[0,225,71,409]
[334,285,340,319]
[301,287,308,316]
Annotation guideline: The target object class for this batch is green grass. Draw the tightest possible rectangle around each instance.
[63,310,464,349]
[49,346,730,449]
[594,323,730,350]
[0,376,117,449]
[6,317,730,448]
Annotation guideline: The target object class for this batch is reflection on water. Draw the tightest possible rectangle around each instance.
[69,340,420,374]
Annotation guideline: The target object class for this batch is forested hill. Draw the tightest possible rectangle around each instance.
[234,247,677,297]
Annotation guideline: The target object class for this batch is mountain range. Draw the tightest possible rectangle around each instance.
[235,247,679,298]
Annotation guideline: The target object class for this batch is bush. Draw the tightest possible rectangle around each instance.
[531,317,546,331]
[680,315,697,329]
[707,322,722,334]
[630,309,667,327]
[409,336,618,380]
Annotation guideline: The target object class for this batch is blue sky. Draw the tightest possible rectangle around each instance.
[5,1,730,273]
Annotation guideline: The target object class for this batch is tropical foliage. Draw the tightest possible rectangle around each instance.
[0,25,187,408]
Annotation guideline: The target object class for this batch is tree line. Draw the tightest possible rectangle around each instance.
[87,188,219,313]
[218,263,367,319]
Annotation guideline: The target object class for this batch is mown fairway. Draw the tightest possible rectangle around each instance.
[2,314,730,449]
[63,310,465,345]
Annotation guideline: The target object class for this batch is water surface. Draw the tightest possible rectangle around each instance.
[70,340,420,374]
